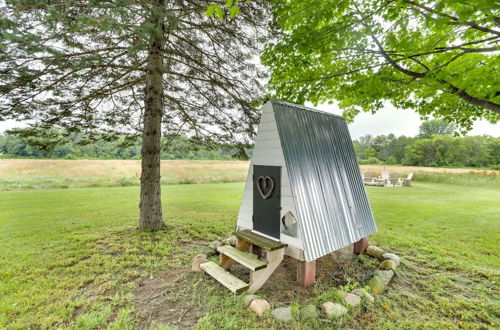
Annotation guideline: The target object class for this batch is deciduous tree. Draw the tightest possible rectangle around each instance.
[418,119,456,138]
[263,0,500,131]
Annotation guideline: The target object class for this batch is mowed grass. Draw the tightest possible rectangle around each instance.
[1,182,499,329]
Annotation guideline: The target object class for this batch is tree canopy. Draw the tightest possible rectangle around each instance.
[418,119,456,138]
[353,133,499,168]
[0,132,243,160]
[263,0,500,131]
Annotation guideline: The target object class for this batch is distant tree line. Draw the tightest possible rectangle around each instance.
[1,119,499,168]
[0,133,246,160]
[354,120,500,169]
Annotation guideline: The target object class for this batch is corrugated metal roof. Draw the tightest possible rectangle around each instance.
[271,99,377,261]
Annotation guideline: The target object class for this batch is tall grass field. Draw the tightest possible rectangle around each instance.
[0,159,499,328]
[1,159,499,190]
[0,159,248,190]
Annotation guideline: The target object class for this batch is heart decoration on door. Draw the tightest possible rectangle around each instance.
[257,176,275,199]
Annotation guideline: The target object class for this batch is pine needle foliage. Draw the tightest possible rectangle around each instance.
[0,0,270,230]
[0,0,268,144]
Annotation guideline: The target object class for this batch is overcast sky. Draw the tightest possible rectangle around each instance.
[311,103,500,139]
[1,103,498,139]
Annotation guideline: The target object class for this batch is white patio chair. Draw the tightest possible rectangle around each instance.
[400,172,413,186]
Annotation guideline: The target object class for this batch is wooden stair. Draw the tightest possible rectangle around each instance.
[234,229,287,251]
[217,245,267,271]
[200,230,286,294]
[200,261,249,293]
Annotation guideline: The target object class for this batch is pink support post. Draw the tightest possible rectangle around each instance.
[353,237,369,255]
[297,260,316,286]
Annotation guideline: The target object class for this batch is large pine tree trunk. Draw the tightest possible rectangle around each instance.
[140,1,165,231]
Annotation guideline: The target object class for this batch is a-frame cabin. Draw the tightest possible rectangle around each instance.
[200,99,377,293]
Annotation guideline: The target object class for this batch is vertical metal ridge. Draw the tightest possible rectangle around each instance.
[272,101,377,261]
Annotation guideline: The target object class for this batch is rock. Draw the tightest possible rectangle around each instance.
[208,240,222,251]
[379,259,397,271]
[299,304,318,320]
[351,288,374,303]
[366,246,385,259]
[249,299,271,316]
[322,302,347,318]
[382,253,401,267]
[200,246,216,256]
[339,291,361,307]
[242,294,260,307]
[271,307,293,321]
[368,276,385,295]
[374,270,395,285]
[191,257,209,272]
[194,253,207,260]
[222,235,238,247]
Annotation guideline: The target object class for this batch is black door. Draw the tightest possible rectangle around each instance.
[253,165,281,239]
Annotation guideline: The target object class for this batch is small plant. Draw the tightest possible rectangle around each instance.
[341,281,360,292]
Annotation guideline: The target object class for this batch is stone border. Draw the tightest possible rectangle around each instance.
[194,238,401,322]
[365,245,400,294]
[242,244,401,321]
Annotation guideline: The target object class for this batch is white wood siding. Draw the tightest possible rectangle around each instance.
[237,102,303,249]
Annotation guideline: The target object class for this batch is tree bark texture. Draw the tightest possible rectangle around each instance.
[140,1,165,231]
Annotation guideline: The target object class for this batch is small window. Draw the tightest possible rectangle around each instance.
[282,211,296,229]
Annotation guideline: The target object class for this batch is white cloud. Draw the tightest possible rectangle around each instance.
[0,120,24,133]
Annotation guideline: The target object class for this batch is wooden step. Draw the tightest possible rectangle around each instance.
[217,245,267,271]
[234,229,287,251]
[200,261,249,294]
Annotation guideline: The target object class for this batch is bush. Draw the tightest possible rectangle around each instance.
[385,156,398,165]
[359,157,382,165]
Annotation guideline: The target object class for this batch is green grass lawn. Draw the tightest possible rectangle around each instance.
[0,182,499,329]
